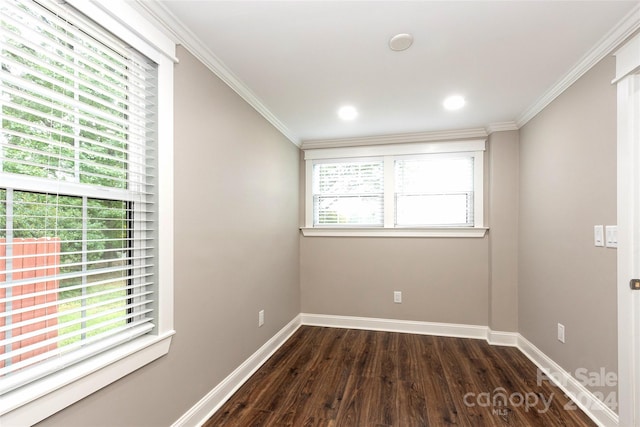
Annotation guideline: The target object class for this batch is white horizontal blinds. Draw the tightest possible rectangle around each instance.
[0,0,157,393]
[313,160,384,226]
[395,156,474,226]
[0,0,157,190]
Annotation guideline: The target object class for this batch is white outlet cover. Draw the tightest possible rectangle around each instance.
[258,310,264,327]
[558,323,565,343]
[393,291,402,303]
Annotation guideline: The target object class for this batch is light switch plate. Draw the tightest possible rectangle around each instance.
[594,225,604,247]
[606,225,618,248]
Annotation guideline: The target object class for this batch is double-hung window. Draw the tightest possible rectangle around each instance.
[303,140,486,237]
[394,154,475,227]
[0,0,174,424]
[313,160,384,226]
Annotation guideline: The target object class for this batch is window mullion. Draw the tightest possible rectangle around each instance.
[0,85,3,175]
[81,196,88,340]
[305,160,313,228]
[4,189,14,362]
[384,156,395,228]
[473,152,484,227]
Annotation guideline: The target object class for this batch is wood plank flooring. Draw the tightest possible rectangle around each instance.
[204,326,597,427]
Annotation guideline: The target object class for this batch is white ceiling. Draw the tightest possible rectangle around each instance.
[153,1,639,143]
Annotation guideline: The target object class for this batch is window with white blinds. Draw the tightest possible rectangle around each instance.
[304,141,485,236]
[0,0,157,395]
[395,156,474,226]
[313,160,384,226]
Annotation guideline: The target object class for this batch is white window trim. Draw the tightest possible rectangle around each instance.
[300,227,488,238]
[302,140,488,238]
[0,1,176,425]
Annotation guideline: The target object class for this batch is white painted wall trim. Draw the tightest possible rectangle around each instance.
[517,335,619,427]
[301,314,519,347]
[517,3,640,127]
[300,313,489,340]
[171,315,302,427]
[300,227,488,238]
[614,31,640,427]
[173,314,614,427]
[304,140,486,160]
[131,0,299,147]
[301,128,488,150]
[303,141,486,232]
[305,314,614,426]
[487,329,519,347]
[2,333,174,426]
[486,121,519,134]
[133,1,639,151]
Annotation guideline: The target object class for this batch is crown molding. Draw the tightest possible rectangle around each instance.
[486,121,519,134]
[133,1,640,148]
[516,3,640,128]
[132,1,301,147]
[301,128,488,150]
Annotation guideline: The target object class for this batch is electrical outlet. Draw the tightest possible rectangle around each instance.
[557,323,565,343]
[394,291,402,303]
[258,310,264,327]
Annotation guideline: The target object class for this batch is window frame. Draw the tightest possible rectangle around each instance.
[0,1,175,425]
[302,140,487,238]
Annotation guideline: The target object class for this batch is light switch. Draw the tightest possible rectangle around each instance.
[594,225,604,247]
[606,225,618,248]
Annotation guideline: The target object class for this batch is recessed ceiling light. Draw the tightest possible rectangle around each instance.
[443,95,466,111]
[389,33,413,51]
[338,105,358,121]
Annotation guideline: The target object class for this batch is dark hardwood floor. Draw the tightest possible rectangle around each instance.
[204,326,597,426]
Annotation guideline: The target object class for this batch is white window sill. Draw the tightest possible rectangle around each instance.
[300,227,488,238]
[0,331,175,426]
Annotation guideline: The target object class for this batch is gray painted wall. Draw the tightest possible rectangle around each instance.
[37,46,301,427]
[488,130,519,332]
[35,38,619,425]
[518,56,618,406]
[300,235,490,325]
[299,132,520,329]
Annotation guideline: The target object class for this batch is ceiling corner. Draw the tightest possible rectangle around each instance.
[516,2,640,128]
[133,1,301,147]
[486,122,519,134]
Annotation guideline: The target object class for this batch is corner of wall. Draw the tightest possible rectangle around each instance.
[487,130,520,333]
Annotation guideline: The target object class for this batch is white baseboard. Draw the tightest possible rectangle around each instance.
[301,313,519,348]
[174,313,616,427]
[171,315,302,427]
[300,313,489,340]
[517,335,618,427]
[303,314,613,426]
[487,329,519,346]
